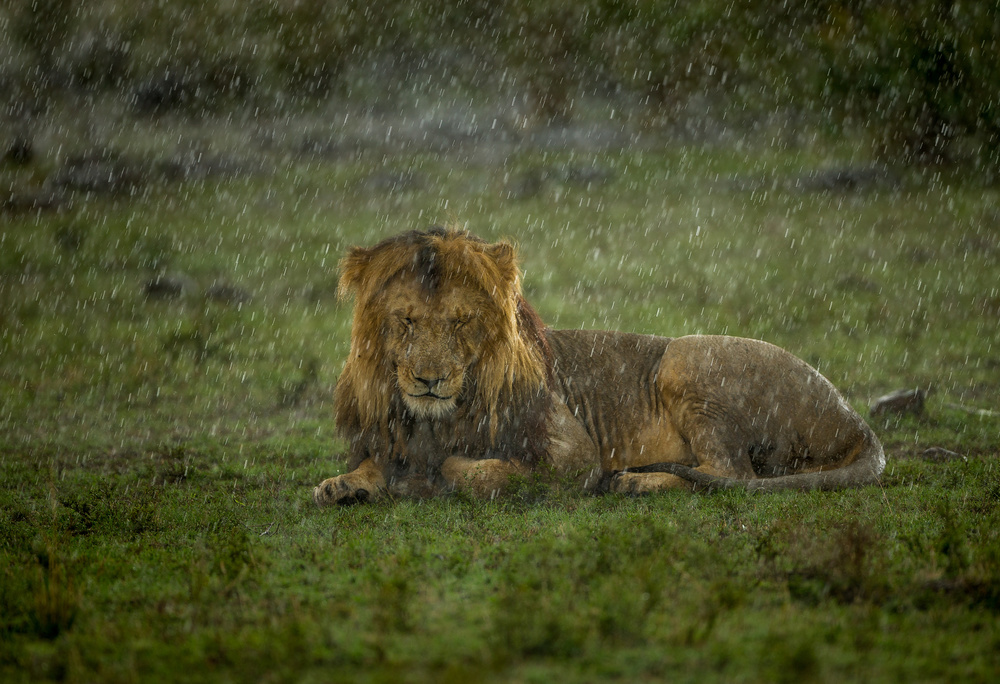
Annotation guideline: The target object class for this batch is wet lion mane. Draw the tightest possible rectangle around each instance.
[333,226,552,467]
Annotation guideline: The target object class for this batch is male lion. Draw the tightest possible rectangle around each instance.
[314,227,884,505]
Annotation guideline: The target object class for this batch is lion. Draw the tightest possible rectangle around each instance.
[313,227,884,505]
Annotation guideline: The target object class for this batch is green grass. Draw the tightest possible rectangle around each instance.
[2,137,999,682]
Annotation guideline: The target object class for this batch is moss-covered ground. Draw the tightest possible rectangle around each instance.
[2,132,999,682]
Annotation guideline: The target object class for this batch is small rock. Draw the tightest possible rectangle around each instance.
[48,151,151,194]
[944,402,999,418]
[503,168,546,200]
[870,388,926,418]
[158,152,262,182]
[920,447,964,462]
[2,188,68,213]
[3,137,34,165]
[54,223,88,252]
[130,73,194,114]
[791,165,901,193]
[205,281,251,305]
[365,170,423,193]
[835,274,880,294]
[144,273,193,300]
[562,164,616,187]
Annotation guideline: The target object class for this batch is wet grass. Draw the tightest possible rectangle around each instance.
[2,140,999,682]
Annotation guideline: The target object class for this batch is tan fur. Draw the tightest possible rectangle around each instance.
[314,228,884,506]
[332,228,546,443]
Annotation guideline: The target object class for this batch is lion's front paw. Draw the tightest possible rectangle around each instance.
[313,474,376,507]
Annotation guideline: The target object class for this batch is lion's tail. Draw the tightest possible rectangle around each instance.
[629,432,885,493]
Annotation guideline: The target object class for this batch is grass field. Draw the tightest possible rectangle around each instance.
[2,126,999,682]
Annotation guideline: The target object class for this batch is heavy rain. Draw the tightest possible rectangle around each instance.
[2,1,998,681]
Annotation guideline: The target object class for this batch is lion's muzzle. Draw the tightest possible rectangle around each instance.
[410,373,452,397]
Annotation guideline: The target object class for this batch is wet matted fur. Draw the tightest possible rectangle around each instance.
[314,227,884,505]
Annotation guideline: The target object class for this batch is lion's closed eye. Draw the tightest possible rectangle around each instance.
[396,314,415,336]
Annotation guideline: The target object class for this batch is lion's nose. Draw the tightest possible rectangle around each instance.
[414,375,443,392]
[413,373,448,394]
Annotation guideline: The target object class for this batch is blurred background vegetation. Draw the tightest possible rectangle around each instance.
[3,6,999,681]
[2,0,998,171]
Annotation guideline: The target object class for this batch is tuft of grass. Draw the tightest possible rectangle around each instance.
[28,536,79,641]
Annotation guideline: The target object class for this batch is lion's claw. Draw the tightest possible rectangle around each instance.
[336,488,369,506]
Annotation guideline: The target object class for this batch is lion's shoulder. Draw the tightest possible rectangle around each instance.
[545,329,671,417]
[546,329,672,379]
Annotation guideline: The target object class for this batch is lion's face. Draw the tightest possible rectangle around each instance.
[378,275,492,419]
[334,228,548,441]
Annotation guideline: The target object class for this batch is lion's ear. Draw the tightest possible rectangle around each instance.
[337,246,373,299]
[486,241,519,286]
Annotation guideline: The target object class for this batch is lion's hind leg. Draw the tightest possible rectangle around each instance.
[610,462,737,495]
